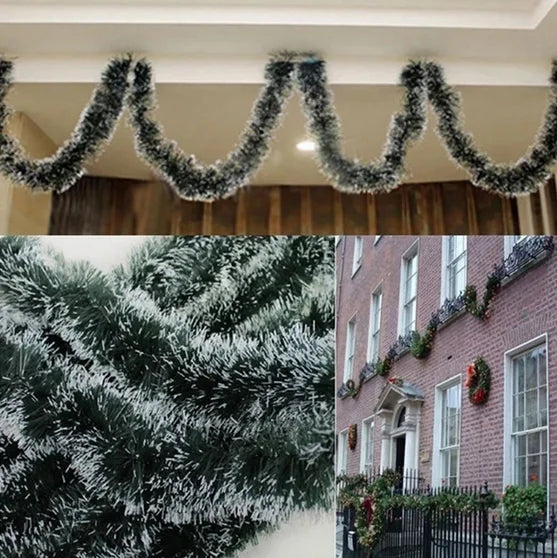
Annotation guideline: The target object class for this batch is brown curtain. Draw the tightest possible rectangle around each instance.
[50,176,530,235]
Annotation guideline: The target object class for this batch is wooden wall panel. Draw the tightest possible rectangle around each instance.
[50,176,534,235]
[49,177,173,235]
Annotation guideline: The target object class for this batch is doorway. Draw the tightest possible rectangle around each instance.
[394,434,406,492]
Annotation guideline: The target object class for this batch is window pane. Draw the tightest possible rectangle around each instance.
[541,454,548,485]
[540,386,547,427]
[525,390,538,429]
[366,422,374,464]
[513,394,524,432]
[514,455,526,486]
[528,454,540,484]
[404,303,416,333]
[538,348,547,384]
[527,431,540,455]
[516,435,526,457]
[525,354,538,390]
[513,358,525,394]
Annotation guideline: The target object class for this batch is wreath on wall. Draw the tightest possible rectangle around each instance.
[348,424,358,451]
[465,357,491,406]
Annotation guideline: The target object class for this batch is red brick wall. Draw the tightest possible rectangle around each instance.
[336,236,557,505]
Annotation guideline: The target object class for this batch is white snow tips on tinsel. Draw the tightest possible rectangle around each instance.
[0,235,335,558]
[1,54,557,198]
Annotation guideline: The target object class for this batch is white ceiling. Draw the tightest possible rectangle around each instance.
[2,0,557,88]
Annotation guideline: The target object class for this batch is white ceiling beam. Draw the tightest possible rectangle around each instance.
[9,55,554,86]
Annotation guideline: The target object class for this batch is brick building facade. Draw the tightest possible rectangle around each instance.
[336,235,557,506]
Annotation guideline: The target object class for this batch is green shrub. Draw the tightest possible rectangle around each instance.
[502,483,546,525]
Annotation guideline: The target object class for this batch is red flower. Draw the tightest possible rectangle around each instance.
[530,473,538,483]
[362,496,374,524]
[464,364,476,388]
[472,388,487,405]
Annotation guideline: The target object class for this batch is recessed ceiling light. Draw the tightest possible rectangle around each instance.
[296,140,316,152]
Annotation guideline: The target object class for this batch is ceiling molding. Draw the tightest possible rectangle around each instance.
[0,1,555,29]
[9,55,554,86]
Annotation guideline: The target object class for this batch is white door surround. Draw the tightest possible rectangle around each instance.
[375,381,424,490]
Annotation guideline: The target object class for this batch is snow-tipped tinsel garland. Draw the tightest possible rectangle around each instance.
[0,55,132,192]
[1,53,557,198]
[0,235,334,557]
[425,61,557,196]
[128,54,296,201]
[296,57,428,194]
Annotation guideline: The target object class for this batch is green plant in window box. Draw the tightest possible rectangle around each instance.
[410,323,437,359]
[375,356,393,377]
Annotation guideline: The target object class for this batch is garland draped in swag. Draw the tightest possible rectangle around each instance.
[1,53,557,199]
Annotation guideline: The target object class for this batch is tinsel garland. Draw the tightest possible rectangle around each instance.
[0,56,132,192]
[0,236,334,557]
[296,57,429,195]
[426,61,557,197]
[127,55,296,201]
[1,53,557,198]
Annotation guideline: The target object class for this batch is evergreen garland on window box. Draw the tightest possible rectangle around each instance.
[375,355,394,377]
[346,378,360,397]
[463,273,502,320]
[410,322,438,359]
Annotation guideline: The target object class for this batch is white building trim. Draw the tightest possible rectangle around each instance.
[503,333,549,506]
[397,239,419,337]
[432,373,462,487]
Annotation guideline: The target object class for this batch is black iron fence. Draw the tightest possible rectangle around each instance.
[338,479,557,558]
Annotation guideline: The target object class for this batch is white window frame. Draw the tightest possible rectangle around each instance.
[504,235,531,258]
[398,240,419,336]
[503,334,549,498]
[367,285,382,364]
[360,416,375,473]
[352,236,363,276]
[440,236,467,304]
[338,429,349,475]
[432,374,462,487]
[343,317,357,383]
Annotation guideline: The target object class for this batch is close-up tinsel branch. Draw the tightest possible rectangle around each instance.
[0,53,557,198]
[0,235,335,557]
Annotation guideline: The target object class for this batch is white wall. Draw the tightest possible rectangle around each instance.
[239,512,334,558]
[42,235,148,270]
